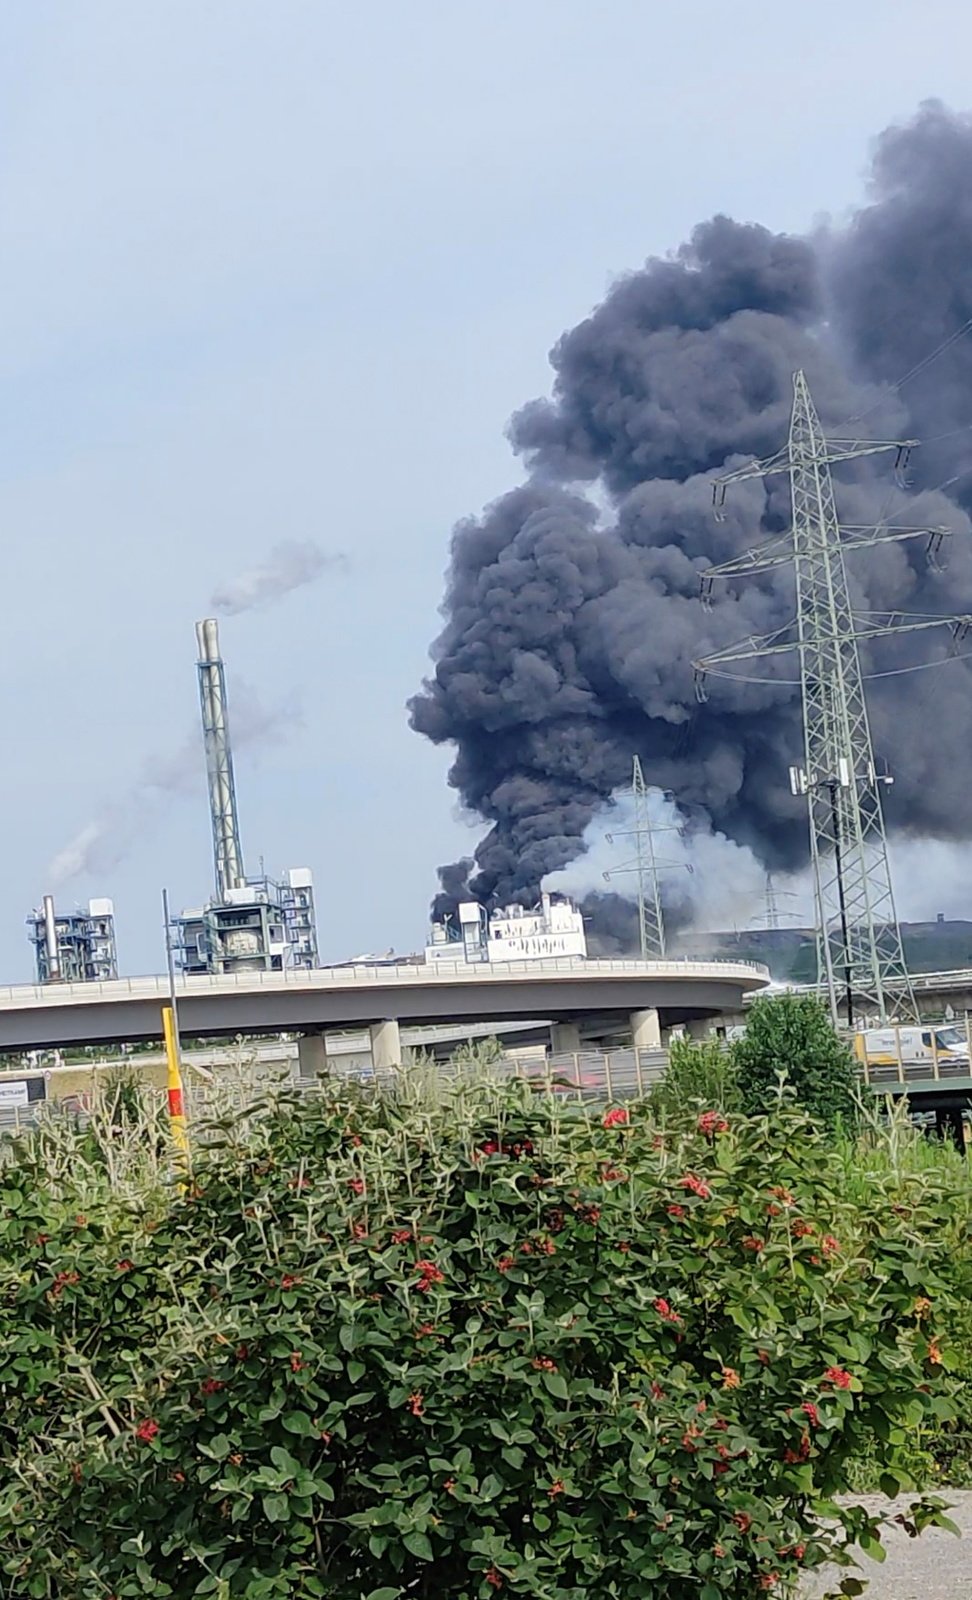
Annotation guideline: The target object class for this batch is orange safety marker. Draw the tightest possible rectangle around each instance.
[162,1003,190,1171]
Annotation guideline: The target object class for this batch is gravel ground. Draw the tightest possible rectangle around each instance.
[802,1490,972,1597]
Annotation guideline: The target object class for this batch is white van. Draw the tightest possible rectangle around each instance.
[855,1024,970,1076]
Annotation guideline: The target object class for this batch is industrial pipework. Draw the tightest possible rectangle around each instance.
[196,619,246,899]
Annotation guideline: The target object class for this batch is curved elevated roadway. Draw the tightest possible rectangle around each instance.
[0,957,769,1056]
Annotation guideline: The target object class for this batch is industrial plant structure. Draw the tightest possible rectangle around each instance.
[27,895,118,984]
[426,892,587,965]
[170,619,319,976]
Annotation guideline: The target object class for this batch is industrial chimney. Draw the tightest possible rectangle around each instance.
[43,894,61,982]
[195,619,245,899]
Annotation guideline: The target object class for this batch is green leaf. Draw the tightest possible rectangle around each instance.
[879,1472,901,1499]
[262,1492,290,1524]
[363,1589,402,1600]
[858,1531,886,1563]
[348,1359,366,1383]
[402,1530,433,1561]
[270,1444,301,1475]
[543,1370,569,1400]
[200,1433,231,1460]
[281,1409,315,1436]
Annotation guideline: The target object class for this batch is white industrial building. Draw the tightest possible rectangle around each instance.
[426,892,587,966]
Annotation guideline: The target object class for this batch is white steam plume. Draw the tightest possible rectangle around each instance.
[47,683,301,887]
[210,539,348,616]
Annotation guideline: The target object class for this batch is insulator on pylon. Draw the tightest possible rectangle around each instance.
[893,445,913,488]
[693,669,708,704]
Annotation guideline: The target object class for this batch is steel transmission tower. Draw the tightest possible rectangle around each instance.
[696,370,972,1027]
[762,873,799,932]
[603,757,689,959]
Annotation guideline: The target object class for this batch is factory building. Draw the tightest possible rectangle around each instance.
[426,892,587,965]
[27,895,118,984]
[171,620,319,976]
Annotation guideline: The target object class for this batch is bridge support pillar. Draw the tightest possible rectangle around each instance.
[686,1018,711,1041]
[630,1008,661,1050]
[370,1018,402,1071]
[550,1021,581,1056]
[297,1033,327,1080]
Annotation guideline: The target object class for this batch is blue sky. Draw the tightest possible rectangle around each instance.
[2,0,970,977]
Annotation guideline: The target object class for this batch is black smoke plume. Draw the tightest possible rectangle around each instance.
[409,102,972,919]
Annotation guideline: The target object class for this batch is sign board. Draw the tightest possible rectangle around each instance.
[0,1081,30,1107]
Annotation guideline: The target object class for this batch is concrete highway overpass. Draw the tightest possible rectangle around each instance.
[0,956,769,1067]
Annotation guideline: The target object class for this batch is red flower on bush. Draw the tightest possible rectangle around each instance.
[721,1367,740,1390]
[290,1352,304,1373]
[532,1356,558,1372]
[347,1177,365,1196]
[280,1274,303,1290]
[801,1401,819,1428]
[548,1478,565,1497]
[50,1270,80,1298]
[603,1107,629,1128]
[414,1258,444,1291]
[792,1219,815,1238]
[928,1339,943,1365]
[650,1381,665,1400]
[200,1378,224,1396]
[697,1110,729,1137]
[822,1234,841,1256]
[653,1297,682,1325]
[116,1259,134,1273]
[496,1256,514,1273]
[390,1228,412,1245]
[678,1173,712,1199]
[134,1418,159,1443]
[734,1511,752,1533]
[667,1203,686,1219]
[485,1570,503,1590]
[742,1236,764,1253]
[822,1365,852,1390]
[601,1165,624,1182]
[235,1344,249,1361]
[408,1391,424,1416]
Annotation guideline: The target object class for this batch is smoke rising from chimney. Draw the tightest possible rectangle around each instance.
[410,102,972,922]
[211,540,348,616]
[47,684,301,886]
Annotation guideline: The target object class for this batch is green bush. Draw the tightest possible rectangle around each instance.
[0,1082,957,1599]
[653,1036,740,1117]
[732,995,858,1130]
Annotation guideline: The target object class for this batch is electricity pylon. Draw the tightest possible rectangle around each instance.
[695,370,972,1027]
[762,873,800,931]
[603,757,689,959]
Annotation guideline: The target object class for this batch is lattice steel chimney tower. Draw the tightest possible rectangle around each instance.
[195,618,245,899]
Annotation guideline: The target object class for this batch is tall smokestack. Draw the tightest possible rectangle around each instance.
[43,894,61,982]
[196,619,245,899]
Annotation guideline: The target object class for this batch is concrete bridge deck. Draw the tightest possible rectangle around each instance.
[0,956,769,1055]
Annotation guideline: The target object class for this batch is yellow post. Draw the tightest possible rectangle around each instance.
[162,1004,190,1172]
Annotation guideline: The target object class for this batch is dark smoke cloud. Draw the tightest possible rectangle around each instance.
[410,106,972,917]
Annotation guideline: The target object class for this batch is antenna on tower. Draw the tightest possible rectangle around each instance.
[694,370,972,1027]
[603,758,691,959]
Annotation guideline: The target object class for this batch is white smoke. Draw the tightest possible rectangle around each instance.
[546,785,814,940]
[211,540,348,616]
[47,684,302,886]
